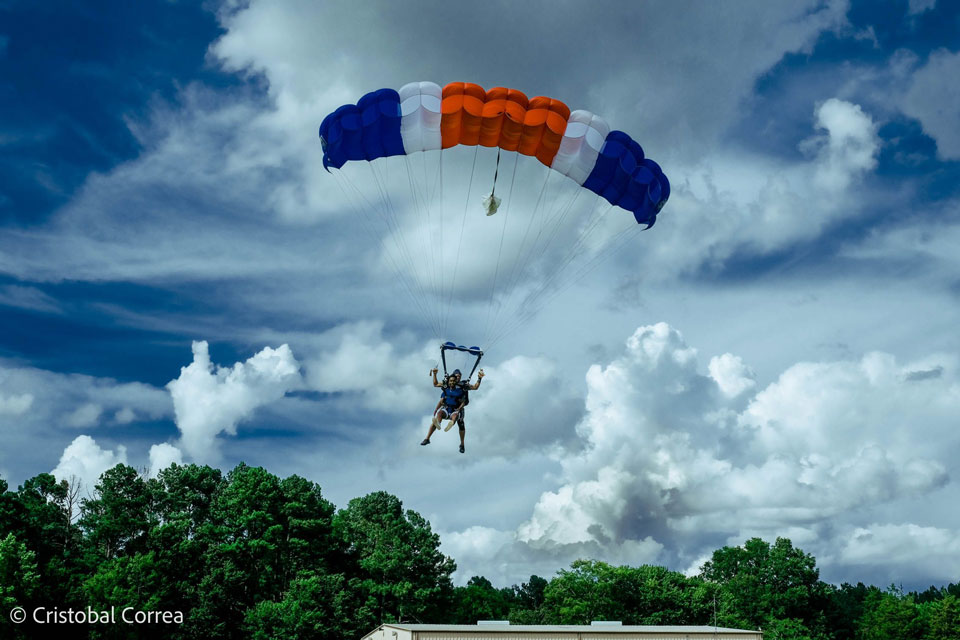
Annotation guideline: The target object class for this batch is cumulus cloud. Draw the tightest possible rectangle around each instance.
[460,355,583,456]
[709,353,757,398]
[166,341,303,463]
[442,524,665,587]
[828,523,960,586]
[804,98,880,191]
[51,435,127,492]
[148,443,184,478]
[302,321,435,414]
[445,322,960,585]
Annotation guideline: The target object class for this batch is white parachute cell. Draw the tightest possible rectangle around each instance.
[399,81,443,153]
[551,110,610,185]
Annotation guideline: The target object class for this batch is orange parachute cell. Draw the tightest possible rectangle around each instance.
[479,87,528,150]
[441,82,486,148]
[441,83,570,167]
[520,96,571,166]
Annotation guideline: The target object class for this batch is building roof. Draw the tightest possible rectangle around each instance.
[376,624,759,634]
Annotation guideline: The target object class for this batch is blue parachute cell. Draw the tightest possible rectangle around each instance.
[319,89,403,171]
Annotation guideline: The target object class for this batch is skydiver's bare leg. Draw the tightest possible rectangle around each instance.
[459,426,465,453]
[421,424,436,445]
[444,410,459,432]
[423,408,447,444]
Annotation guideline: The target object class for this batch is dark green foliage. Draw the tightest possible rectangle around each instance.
[924,595,960,640]
[700,537,832,637]
[333,490,456,626]
[243,573,362,639]
[452,576,516,623]
[540,560,715,625]
[1,467,958,639]
[856,586,925,640]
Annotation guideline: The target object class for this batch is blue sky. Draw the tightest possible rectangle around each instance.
[2,0,960,590]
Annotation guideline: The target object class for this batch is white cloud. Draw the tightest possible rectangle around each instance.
[901,49,960,160]
[148,443,184,478]
[709,353,757,398]
[804,98,881,191]
[443,322,960,585]
[829,523,960,585]
[907,0,937,15]
[0,392,33,415]
[301,321,436,413]
[0,363,172,484]
[65,402,103,428]
[114,407,136,424]
[51,435,128,492]
[0,285,62,313]
[166,340,303,463]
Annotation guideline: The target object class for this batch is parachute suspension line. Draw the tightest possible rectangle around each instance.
[340,169,435,336]
[333,171,435,335]
[377,159,440,337]
[488,201,626,347]
[528,181,587,273]
[442,146,479,339]
[402,153,441,336]
[491,220,642,348]
[367,161,441,338]
[518,175,585,292]
[486,197,609,347]
[432,149,444,343]
[526,198,612,310]
[486,166,553,342]
[482,152,520,346]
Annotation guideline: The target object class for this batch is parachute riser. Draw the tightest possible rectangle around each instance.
[440,342,484,381]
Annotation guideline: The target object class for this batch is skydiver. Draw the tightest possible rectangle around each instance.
[420,368,484,453]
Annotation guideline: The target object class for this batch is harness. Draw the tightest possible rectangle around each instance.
[441,382,469,409]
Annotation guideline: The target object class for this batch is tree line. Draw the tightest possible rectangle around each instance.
[0,463,958,639]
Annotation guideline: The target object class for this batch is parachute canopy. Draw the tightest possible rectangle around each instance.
[320,81,670,227]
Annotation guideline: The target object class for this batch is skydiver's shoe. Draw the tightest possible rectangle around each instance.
[459,444,465,453]
[444,419,457,432]
[420,439,430,446]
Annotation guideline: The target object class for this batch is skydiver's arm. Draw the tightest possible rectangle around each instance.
[466,369,484,390]
[431,368,442,387]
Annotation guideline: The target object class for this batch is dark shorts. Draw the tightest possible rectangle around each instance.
[440,405,465,429]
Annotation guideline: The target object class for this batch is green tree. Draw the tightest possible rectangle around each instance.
[277,474,337,581]
[0,532,39,639]
[334,491,456,626]
[244,572,361,640]
[81,465,158,560]
[857,586,925,640]
[188,463,287,639]
[9,473,90,610]
[700,537,831,637]
[452,576,515,623]
[923,594,960,640]
[509,575,548,624]
[825,582,872,640]
[540,560,714,625]
[83,552,166,640]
